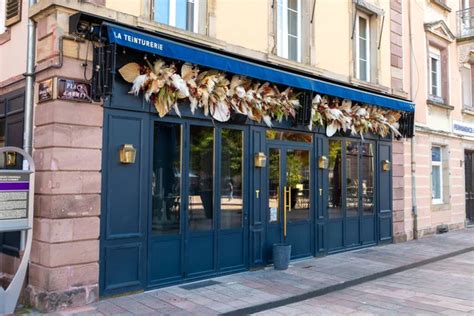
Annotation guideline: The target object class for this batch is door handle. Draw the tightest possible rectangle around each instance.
[283,186,289,238]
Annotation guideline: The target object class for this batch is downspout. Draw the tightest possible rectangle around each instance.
[408,0,418,239]
[23,0,36,155]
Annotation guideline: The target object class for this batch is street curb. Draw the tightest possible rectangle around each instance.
[221,246,474,315]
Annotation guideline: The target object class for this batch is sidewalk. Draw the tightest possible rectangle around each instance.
[54,228,473,315]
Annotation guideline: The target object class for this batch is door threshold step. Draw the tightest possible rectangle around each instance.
[179,279,221,290]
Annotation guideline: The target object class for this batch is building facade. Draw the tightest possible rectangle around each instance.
[0,0,470,313]
[399,0,474,240]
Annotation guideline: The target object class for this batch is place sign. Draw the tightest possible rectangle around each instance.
[38,78,53,103]
[57,78,92,102]
[0,172,29,220]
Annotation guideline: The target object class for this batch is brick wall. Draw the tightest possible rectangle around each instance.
[24,7,103,312]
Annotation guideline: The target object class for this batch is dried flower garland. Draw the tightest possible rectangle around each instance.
[119,58,402,138]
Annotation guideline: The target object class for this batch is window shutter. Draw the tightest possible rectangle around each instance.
[5,0,21,27]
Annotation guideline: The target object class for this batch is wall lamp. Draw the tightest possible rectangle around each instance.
[254,152,267,168]
[318,156,328,169]
[119,144,137,164]
[382,160,391,171]
[4,151,17,167]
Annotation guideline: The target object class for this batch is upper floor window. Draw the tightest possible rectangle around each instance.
[0,0,5,34]
[355,11,371,82]
[154,0,199,33]
[461,65,473,109]
[277,0,301,62]
[429,47,442,98]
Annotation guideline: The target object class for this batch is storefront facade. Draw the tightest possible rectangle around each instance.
[19,0,418,312]
[94,21,413,296]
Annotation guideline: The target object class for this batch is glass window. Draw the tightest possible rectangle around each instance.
[0,0,5,34]
[154,0,199,32]
[220,129,243,229]
[429,47,442,98]
[268,149,280,223]
[432,146,443,203]
[361,143,374,215]
[266,130,312,143]
[152,123,182,234]
[188,125,214,231]
[328,140,342,219]
[277,0,301,62]
[286,149,310,221]
[356,13,370,81]
[346,141,359,216]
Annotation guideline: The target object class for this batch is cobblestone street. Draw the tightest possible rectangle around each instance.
[44,228,474,316]
[256,251,474,315]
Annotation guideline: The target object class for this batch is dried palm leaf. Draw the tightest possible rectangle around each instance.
[119,62,142,83]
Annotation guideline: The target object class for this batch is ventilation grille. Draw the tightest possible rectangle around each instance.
[5,0,21,27]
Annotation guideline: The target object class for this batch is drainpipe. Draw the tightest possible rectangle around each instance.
[23,0,36,156]
[408,0,418,240]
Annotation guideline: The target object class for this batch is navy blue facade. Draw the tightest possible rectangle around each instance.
[99,47,395,297]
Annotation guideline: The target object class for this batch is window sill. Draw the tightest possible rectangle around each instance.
[462,108,474,116]
[430,0,452,12]
[0,29,11,45]
[427,98,454,111]
[349,77,391,94]
[431,202,451,211]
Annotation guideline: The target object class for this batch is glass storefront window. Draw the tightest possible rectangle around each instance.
[220,129,243,229]
[268,148,280,223]
[152,123,182,234]
[328,140,342,219]
[286,149,310,221]
[188,125,214,231]
[266,130,312,143]
[346,141,359,217]
[361,143,374,215]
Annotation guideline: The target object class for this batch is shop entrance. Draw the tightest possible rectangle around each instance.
[265,131,314,261]
[465,151,474,224]
[148,119,248,287]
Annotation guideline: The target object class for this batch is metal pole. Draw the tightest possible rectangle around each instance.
[408,0,418,240]
[23,0,37,155]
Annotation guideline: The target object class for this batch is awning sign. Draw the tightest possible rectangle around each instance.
[453,120,474,137]
[106,23,415,112]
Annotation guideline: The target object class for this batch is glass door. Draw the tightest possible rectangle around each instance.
[266,142,312,261]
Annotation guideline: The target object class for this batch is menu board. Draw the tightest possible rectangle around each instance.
[0,172,29,220]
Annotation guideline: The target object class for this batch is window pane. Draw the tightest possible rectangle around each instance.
[186,0,195,31]
[269,149,280,223]
[432,147,441,162]
[286,149,310,221]
[359,59,367,81]
[175,0,187,29]
[359,38,367,60]
[266,130,312,143]
[288,0,298,10]
[155,0,170,24]
[361,143,374,215]
[189,125,214,231]
[358,16,367,39]
[288,35,298,62]
[152,123,181,234]
[288,10,298,36]
[328,140,342,219]
[346,141,359,216]
[432,165,441,200]
[220,129,243,229]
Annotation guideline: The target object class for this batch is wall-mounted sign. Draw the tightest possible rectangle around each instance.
[37,78,53,103]
[453,120,474,137]
[0,172,29,220]
[57,78,92,102]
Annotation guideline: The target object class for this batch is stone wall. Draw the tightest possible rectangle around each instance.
[24,6,103,313]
